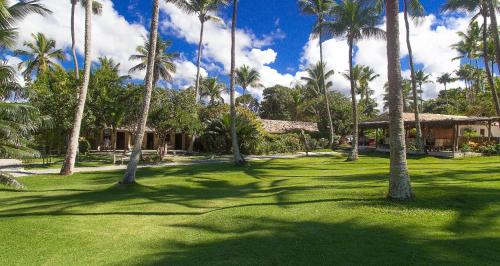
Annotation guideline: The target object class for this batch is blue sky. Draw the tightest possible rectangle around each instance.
[13,0,470,103]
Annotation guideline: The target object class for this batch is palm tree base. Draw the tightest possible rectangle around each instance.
[346,151,359,161]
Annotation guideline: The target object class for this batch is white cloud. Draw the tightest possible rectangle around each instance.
[160,2,297,98]
[300,13,471,107]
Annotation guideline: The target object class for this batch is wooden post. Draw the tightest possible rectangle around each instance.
[375,128,379,149]
[488,120,492,141]
[452,124,457,154]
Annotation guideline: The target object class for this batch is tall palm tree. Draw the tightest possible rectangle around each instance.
[200,76,225,105]
[486,0,500,80]
[322,0,385,161]
[60,0,94,176]
[299,0,336,148]
[122,0,161,183]
[0,61,19,101]
[69,0,102,79]
[168,0,229,102]
[386,0,412,201]
[0,0,51,49]
[15,33,64,79]
[229,0,244,165]
[302,62,334,98]
[415,70,431,109]
[451,22,481,65]
[129,36,179,87]
[402,0,425,152]
[235,64,262,108]
[437,73,453,105]
[443,0,500,115]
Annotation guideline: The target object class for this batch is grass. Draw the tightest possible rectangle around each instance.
[1,153,500,265]
[23,153,115,170]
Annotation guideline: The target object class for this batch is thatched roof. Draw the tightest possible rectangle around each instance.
[260,119,319,134]
[360,113,499,129]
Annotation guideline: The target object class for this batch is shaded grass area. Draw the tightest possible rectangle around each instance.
[1,153,500,265]
[23,153,116,169]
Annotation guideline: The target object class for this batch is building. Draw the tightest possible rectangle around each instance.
[359,113,500,157]
[93,119,319,152]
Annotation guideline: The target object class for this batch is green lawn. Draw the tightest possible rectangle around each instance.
[23,153,115,169]
[1,153,500,265]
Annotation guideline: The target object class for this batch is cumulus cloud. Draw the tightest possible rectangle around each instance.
[160,2,297,99]
[300,13,471,106]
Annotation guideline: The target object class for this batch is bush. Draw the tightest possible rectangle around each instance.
[78,138,91,155]
[477,143,500,155]
[256,133,304,155]
[460,143,473,152]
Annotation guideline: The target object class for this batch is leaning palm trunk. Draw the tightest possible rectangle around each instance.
[121,0,160,184]
[60,0,93,176]
[70,0,79,79]
[487,0,500,79]
[319,28,335,149]
[195,20,205,102]
[481,8,500,116]
[386,0,412,200]
[347,39,359,161]
[230,0,244,165]
[403,0,423,153]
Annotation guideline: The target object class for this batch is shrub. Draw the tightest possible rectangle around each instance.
[477,143,500,155]
[78,138,91,155]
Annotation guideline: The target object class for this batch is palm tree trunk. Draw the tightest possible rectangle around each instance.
[230,0,244,165]
[487,0,500,76]
[112,126,116,165]
[481,10,500,116]
[386,0,412,201]
[60,0,93,176]
[404,0,423,153]
[444,83,448,105]
[347,39,359,161]
[70,0,79,80]
[195,20,205,103]
[121,0,160,184]
[318,23,335,149]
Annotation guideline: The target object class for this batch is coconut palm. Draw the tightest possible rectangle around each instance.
[129,36,179,87]
[14,33,64,79]
[443,0,500,115]
[60,0,95,176]
[122,0,161,183]
[358,65,379,108]
[69,0,102,79]
[302,62,334,98]
[0,102,44,189]
[401,0,425,152]
[386,0,412,200]
[0,61,22,101]
[321,0,385,161]
[451,22,481,65]
[299,0,336,148]
[200,76,225,105]
[229,0,244,165]
[168,0,229,102]
[235,65,262,108]
[0,0,51,49]
[437,73,454,105]
[415,70,431,109]
[486,0,500,81]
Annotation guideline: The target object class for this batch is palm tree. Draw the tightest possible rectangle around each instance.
[299,0,336,148]
[358,65,379,108]
[451,22,481,65]
[168,0,229,102]
[122,0,161,183]
[200,76,225,105]
[486,0,500,82]
[0,61,22,101]
[322,0,385,161]
[235,65,262,108]
[443,0,500,115]
[302,62,334,98]
[402,0,425,152]
[437,73,453,105]
[0,0,51,49]
[15,33,64,79]
[69,0,102,79]
[229,0,244,165]
[129,36,179,87]
[60,0,95,176]
[415,70,431,109]
[0,102,44,189]
[386,0,412,201]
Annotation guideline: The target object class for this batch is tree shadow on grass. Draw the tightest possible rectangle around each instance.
[121,216,500,265]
